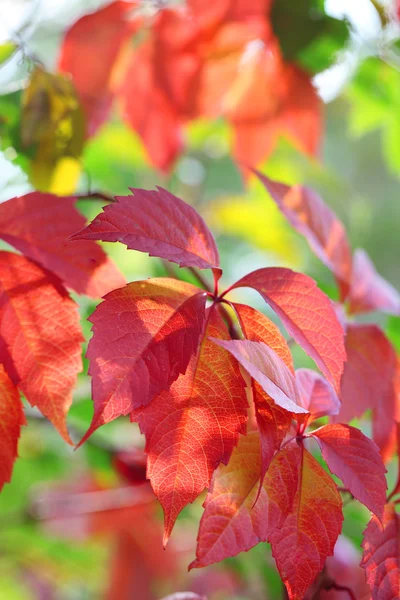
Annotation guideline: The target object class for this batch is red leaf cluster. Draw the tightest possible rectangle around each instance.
[256,171,400,462]
[0,192,124,491]
[71,184,394,599]
[59,0,321,170]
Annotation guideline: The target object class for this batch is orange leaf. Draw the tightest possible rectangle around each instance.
[134,306,248,544]
[0,252,83,442]
[0,364,25,491]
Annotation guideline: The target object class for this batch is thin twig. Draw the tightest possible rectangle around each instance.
[77,191,117,203]
[324,582,357,600]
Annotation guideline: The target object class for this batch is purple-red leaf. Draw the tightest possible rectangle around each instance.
[70,187,220,270]
[312,424,387,520]
[0,252,83,443]
[255,172,352,299]
[0,364,25,491]
[337,324,396,424]
[361,503,400,600]
[211,338,305,414]
[347,249,400,316]
[81,279,207,445]
[0,192,125,298]
[134,307,248,544]
[229,268,346,394]
[296,368,340,421]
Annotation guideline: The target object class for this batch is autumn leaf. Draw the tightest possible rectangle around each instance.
[80,279,207,444]
[347,248,400,316]
[337,324,396,424]
[118,7,202,171]
[296,368,340,421]
[226,40,321,168]
[373,357,400,463]
[234,303,294,371]
[21,66,85,194]
[269,444,343,600]
[0,192,125,298]
[59,1,138,135]
[311,424,387,520]
[70,187,220,270]
[134,307,248,544]
[212,338,305,414]
[190,432,299,568]
[229,267,346,394]
[361,503,400,600]
[0,252,83,442]
[191,434,343,600]
[234,303,293,480]
[0,364,25,492]
[254,171,353,299]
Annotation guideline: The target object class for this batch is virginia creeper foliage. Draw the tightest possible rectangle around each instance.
[66,179,397,599]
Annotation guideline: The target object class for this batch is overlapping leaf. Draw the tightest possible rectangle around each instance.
[311,424,387,520]
[337,324,396,424]
[0,364,25,492]
[255,171,353,299]
[296,368,340,421]
[190,433,299,568]
[234,303,293,479]
[0,192,125,297]
[212,338,305,414]
[134,307,248,544]
[361,503,400,600]
[269,444,343,600]
[71,187,220,270]
[229,267,346,393]
[81,279,207,444]
[59,1,138,135]
[347,249,400,316]
[0,252,83,442]
[192,435,343,600]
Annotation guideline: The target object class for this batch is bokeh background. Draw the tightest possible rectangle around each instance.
[0,0,399,598]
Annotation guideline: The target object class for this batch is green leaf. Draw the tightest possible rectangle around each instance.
[271,0,349,72]
[0,42,17,66]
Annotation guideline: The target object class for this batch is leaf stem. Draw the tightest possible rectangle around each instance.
[323,582,357,600]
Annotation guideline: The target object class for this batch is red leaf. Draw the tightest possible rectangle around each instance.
[234,303,294,372]
[372,356,400,463]
[70,187,220,270]
[0,364,25,491]
[211,338,306,414]
[233,303,293,478]
[229,267,346,394]
[190,432,300,568]
[0,192,125,297]
[269,444,343,600]
[347,249,400,316]
[296,368,340,421]
[0,252,83,442]
[229,42,322,168]
[254,172,352,299]
[311,424,387,520]
[337,324,396,424]
[134,307,248,544]
[361,503,400,600]
[59,1,137,135]
[81,279,207,444]
[118,8,202,171]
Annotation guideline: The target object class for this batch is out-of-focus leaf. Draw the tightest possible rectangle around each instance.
[21,66,85,193]
[347,57,400,177]
[271,0,349,71]
[0,41,17,66]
